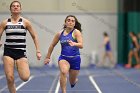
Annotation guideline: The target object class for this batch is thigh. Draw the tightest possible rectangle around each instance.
[107,51,113,58]
[58,60,70,74]
[129,50,134,57]
[3,56,15,78]
[16,58,30,79]
[134,50,139,58]
[103,52,107,58]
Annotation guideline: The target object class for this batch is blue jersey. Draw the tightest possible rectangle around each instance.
[59,29,80,57]
[105,41,111,51]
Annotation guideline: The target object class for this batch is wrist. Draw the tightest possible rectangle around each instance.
[73,42,77,46]
[36,51,41,53]
[46,57,50,59]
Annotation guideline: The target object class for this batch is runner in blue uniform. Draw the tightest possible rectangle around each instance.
[99,32,115,67]
[44,15,83,93]
[0,1,41,93]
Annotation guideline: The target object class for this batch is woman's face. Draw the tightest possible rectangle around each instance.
[65,17,75,29]
[10,2,21,14]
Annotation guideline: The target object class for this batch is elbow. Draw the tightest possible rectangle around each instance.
[79,45,83,49]
[50,44,55,48]
[76,43,83,49]
[32,35,36,40]
[78,43,83,49]
[80,46,83,49]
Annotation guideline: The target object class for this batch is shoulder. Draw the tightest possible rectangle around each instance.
[21,17,31,26]
[72,29,82,39]
[74,29,81,33]
[21,17,28,22]
[0,19,8,28]
[55,30,63,38]
[1,19,8,24]
[73,29,81,35]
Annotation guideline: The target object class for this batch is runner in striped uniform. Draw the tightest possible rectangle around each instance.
[0,1,41,93]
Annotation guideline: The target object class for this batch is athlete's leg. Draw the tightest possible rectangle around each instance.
[16,58,30,81]
[69,69,79,88]
[3,56,16,93]
[58,60,70,93]
[101,52,107,66]
[125,50,133,68]
[128,51,133,65]
[107,51,115,67]
[133,50,140,68]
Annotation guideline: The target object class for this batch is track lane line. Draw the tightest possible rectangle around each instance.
[55,78,60,93]
[49,73,59,93]
[0,75,5,80]
[0,77,21,92]
[16,75,34,91]
[89,75,102,93]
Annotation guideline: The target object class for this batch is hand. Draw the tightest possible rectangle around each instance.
[44,58,50,65]
[67,40,76,46]
[36,52,41,60]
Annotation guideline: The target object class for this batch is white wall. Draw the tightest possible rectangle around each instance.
[0,0,117,13]
[0,13,117,67]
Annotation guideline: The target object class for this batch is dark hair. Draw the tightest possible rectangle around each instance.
[103,32,108,37]
[64,15,82,32]
[10,0,21,10]
[130,31,136,36]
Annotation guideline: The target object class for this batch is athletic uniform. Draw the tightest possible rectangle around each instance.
[138,38,140,56]
[3,18,27,60]
[58,29,81,70]
[105,41,111,52]
[130,40,137,51]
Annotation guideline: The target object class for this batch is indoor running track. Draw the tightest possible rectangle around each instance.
[0,65,140,93]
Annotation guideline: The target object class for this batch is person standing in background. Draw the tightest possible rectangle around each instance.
[98,32,115,68]
[125,32,140,69]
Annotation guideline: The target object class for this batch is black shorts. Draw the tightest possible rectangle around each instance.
[3,47,27,60]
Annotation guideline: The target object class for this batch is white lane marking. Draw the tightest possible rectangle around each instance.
[49,73,59,93]
[0,75,5,80]
[89,76,102,93]
[16,76,34,91]
[55,79,60,93]
[0,78,20,92]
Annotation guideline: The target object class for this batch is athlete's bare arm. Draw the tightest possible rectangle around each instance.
[44,32,61,65]
[68,29,83,49]
[24,18,41,60]
[0,20,7,47]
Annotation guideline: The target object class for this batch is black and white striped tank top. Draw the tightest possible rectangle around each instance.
[4,18,27,51]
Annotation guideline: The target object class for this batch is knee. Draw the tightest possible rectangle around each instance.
[20,75,30,82]
[60,70,69,76]
[6,75,14,84]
